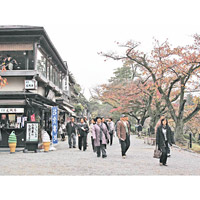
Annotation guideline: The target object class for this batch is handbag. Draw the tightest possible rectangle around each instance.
[153,145,161,158]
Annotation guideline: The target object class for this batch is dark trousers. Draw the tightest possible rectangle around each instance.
[120,134,130,156]
[61,133,65,141]
[160,141,168,165]
[96,141,106,157]
[68,133,76,147]
[78,134,87,151]
[109,132,114,146]
[91,136,96,152]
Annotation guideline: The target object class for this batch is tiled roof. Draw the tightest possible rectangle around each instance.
[0,25,43,29]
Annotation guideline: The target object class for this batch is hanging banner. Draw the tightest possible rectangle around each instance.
[51,106,58,144]
[31,114,35,122]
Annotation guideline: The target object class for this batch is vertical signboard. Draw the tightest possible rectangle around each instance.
[26,122,39,142]
[52,106,58,144]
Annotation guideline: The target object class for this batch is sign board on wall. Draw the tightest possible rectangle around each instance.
[26,122,39,142]
[25,80,37,90]
[0,108,24,113]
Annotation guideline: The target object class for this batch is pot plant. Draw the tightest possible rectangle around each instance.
[8,131,17,153]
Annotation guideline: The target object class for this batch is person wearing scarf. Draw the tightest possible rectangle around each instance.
[156,118,173,166]
[92,117,110,158]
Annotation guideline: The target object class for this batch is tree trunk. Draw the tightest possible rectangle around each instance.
[140,116,148,126]
[174,119,185,143]
[149,116,159,134]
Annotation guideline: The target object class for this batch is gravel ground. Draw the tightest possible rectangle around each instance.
[1,135,200,175]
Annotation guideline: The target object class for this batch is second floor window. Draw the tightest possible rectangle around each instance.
[0,51,34,70]
[37,50,46,77]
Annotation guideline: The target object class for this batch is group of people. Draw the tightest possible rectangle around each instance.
[60,114,131,159]
[0,55,18,70]
[58,114,175,165]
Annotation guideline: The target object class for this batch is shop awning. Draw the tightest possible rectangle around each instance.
[0,100,26,105]
[62,106,76,116]
[0,91,57,106]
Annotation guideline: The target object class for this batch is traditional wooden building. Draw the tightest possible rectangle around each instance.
[0,25,76,148]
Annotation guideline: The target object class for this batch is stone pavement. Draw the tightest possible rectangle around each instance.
[0,135,200,175]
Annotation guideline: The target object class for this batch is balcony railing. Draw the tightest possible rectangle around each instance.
[0,70,37,77]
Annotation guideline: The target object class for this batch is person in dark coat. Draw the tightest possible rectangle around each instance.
[66,117,77,148]
[77,118,89,151]
[137,124,142,137]
[107,117,115,146]
[156,118,173,166]
[102,117,109,130]
[47,119,52,140]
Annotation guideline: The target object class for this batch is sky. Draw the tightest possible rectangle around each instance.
[1,0,200,99]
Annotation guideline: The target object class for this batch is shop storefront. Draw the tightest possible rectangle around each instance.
[0,92,58,148]
[0,106,26,147]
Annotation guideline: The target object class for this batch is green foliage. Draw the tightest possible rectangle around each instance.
[74,103,84,114]
[88,99,121,121]
[109,65,132,83]
[74,83,81,94]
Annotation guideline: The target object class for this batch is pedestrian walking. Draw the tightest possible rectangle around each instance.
[155,116,172,156]
[117,114,131,159]
[89,118,96,152]
[92,117,110,158]
[60,120,66,141]
[47,119,52,140]
[107,117,115,146]
[84,116,89,147]
[137,124,142,137]
[84,116,89,127]
[115,118,120,134]
[156,118,173,166]
[66,117,77,148]
[77,118,89,151]
[102,117,109,130]
[155,116,165,134]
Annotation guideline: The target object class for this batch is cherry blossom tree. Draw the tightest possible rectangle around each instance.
[100,35,200,141]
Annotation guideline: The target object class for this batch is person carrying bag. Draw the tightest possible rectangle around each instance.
[156,118,173,166]
[153,144,161,158]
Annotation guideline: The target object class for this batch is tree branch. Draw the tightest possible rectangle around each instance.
[184,104,200,123]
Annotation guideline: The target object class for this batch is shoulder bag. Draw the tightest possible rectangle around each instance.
[153,145,161,158]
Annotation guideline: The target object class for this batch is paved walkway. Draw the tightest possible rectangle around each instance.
[0,135,200,175]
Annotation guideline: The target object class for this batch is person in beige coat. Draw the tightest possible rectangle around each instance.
[117,114,131,158]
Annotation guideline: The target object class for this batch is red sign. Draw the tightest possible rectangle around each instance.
[31,114,35,122]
